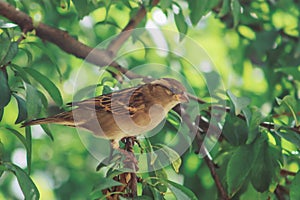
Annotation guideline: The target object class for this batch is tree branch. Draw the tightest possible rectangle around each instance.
[0,1,115,66]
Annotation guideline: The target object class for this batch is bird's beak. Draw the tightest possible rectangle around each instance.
[176,92,189,103]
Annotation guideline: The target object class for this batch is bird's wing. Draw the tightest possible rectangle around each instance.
[67,86,146,116]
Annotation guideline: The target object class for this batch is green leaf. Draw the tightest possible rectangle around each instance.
[40,124,54,141]
[291,171,300,200]
[25,83,42,120]
[154,167,168,193]
[274,128,300,149]
[10,64,31,83]
[13,94,28,124]
[250,138,274,192]
[0,22,18,29]
[0,108,3,121]
[275,67,300,82]
[187,0,220,26]
[275,95,299,126]
[142,184,164,200]
[218,0,230,17]
[222,113,248,145]
[174,9,188,41]
[37,90,48,108]
[3,162,39,200]
[160,0,172,10]
[24,67,63,106]
[160,179,198,200]
[188,0,205,25]
[0,69,11,109]
[25,127,32,174]
[0,139,4,162]
[227,90,251,116]
[0,33,10,59]
[0,20,18,28]
[156,144,182,173]
[72,0,91,19]
[167,109,181,129]
[231,0,241,27]
[26,41,62,78]
[5,127,28,151]
[246,107,263,144]
[102,85,114,94]
[0,41,18,65]
[19,48,33,65]
[226,143,257,196]
[90,178,123,199]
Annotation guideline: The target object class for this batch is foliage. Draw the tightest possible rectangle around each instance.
[0,0,300,199]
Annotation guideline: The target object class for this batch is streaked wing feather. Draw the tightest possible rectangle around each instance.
[66,86,145,116]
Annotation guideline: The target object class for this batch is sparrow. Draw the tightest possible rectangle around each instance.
[22,78,189,148]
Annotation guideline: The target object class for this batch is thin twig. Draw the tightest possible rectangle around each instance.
[173,105,230,199]
[280,169,297,177]
[107,0,160,56]
[204,156,230,200]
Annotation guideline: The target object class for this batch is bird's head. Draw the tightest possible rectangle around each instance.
[150,78,189,104]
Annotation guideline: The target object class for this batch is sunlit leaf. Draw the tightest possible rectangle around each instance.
[24,67,63,106]
[0,20,18,28]
[274,128,300,149]
[3,162,39,200]
[174,9,188,41]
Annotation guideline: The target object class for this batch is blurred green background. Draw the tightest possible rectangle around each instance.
[1,0,300,199]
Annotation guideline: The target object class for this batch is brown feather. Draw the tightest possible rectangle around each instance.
[21,78,188,141]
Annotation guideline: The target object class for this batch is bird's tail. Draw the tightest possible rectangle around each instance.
[21,111,74,127]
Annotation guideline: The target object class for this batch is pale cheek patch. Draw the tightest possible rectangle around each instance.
[148,103,166,127]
